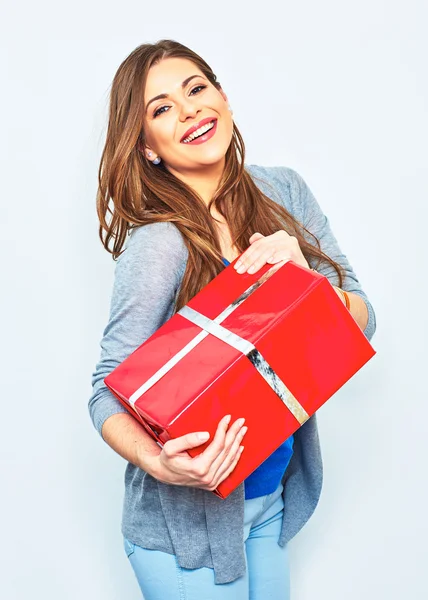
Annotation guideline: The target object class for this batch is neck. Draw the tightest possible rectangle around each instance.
[166,158,225,206]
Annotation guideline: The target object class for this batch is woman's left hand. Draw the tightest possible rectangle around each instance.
[234,231,310,274]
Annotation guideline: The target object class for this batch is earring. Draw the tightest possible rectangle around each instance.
[146,150,161,164]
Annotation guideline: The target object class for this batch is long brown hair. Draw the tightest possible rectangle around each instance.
[97,39,345,313]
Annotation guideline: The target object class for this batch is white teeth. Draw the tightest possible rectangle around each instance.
[183,120,215,143]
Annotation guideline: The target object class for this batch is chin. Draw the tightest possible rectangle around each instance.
[196,154,227,166]
[168,140,231,170]
[193,145,230,165]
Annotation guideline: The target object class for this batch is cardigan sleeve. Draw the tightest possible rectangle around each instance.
[287,167,377,342]
[88,222,188,440]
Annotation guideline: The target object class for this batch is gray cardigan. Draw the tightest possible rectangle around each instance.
[88,164,376,584]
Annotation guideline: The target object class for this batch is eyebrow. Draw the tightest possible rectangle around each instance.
[145,75,204,114]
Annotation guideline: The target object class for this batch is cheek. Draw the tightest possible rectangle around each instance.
[146,121,175,150]
[142,121,156,148]
[214,100,233,126]
[219,110,234,140]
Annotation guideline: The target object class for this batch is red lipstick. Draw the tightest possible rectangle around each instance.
[180,118,218,144]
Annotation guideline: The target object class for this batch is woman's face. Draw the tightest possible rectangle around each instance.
[142,57,233,174]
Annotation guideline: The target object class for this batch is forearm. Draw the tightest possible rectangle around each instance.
[101,412,161,476]
[332,286,369,332]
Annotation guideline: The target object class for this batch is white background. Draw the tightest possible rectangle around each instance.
[1,1,426,598]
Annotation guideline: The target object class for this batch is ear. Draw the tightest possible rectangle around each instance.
[138,142,154,160]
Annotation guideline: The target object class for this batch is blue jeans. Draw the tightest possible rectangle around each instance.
[123,482,290,599]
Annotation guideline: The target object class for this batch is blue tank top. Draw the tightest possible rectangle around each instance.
[222,256,294,499]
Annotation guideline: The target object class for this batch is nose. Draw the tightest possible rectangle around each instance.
[179,97,201,121]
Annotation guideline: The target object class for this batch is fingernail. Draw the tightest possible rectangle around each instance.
[237,418,245,427]
[234,261,242,269]
[224,415,232,424]
[247,265,255,274]
[198,432,210,441]
[239,446,245,453]
[241,426,248,436]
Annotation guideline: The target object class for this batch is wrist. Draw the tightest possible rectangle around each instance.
[138,447,162,478]
[333,285,345,301]
[333,285,351,310]
[311,268,350,310]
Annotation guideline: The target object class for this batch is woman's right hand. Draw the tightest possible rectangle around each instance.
[146,415,248,491]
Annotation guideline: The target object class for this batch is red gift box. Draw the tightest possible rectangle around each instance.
[104,260,376,499]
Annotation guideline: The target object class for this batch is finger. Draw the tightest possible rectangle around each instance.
[234,248,257,270]
[163,430,212,458]
[235,245,271,272]
[235,235,268,269]
[210,445,245,490]
[245,249,278,274]
[192,414,232,467]
[208,424,248,482]
[266,250,288,264]
[205,421,247,479]
[249,232,264,243]
[196,415,240,467]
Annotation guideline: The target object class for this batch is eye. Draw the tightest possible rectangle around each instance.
[152,84,207,118]
[153,105,169,118]
[190,84,206,95]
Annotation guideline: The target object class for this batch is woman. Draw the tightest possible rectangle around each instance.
[88,39,376,599]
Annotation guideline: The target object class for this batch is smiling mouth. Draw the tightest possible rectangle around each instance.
[181,120,217,144]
